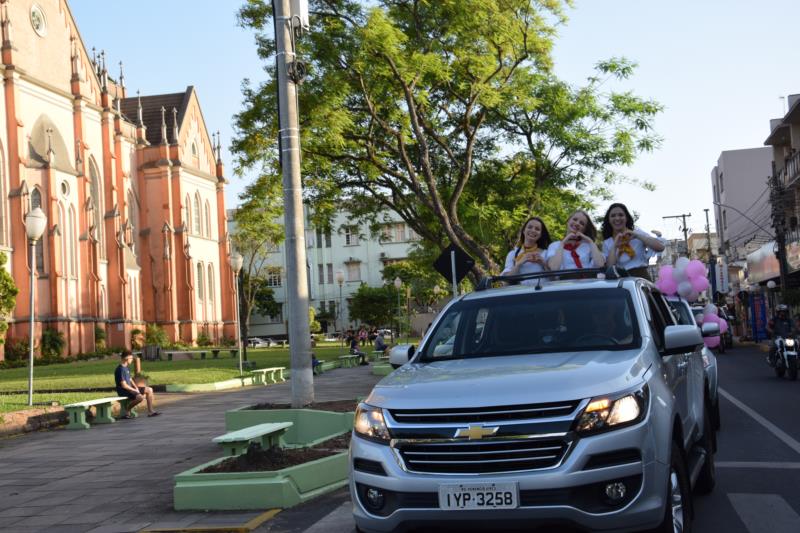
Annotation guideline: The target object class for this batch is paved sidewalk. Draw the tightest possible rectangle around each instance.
[0,366,383,533]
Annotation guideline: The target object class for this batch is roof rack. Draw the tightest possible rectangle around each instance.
[476,266,631,291]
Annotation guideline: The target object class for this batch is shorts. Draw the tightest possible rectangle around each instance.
[117,389,140,400]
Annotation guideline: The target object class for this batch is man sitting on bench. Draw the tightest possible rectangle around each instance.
[348,333,368,366]
[374,332,389,357]
[115,350,159,418]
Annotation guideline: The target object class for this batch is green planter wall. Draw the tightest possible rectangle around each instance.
[174,451,349,511]
[225,408,355,449]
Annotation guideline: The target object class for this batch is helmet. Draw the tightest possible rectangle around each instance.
[777,304,789,312]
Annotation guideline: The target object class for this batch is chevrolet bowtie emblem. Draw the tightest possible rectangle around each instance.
[454,425,499,440]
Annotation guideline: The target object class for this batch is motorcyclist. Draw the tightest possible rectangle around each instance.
[767,304,794,366]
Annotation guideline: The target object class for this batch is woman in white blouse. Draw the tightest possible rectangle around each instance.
[601,203,665,280]
[546,210,605,271]
[501,216,552,280]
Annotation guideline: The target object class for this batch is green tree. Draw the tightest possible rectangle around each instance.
[309,307,321,334]
[234,0,662,281]
[0,252,18,345]
[348,284,397,327]
[231,174,285,358]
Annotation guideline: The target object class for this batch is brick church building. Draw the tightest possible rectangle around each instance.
[0,0,237,358]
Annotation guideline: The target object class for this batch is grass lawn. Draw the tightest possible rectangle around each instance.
[0,339,419,414]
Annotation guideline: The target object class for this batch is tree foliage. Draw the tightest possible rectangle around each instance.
[348,283,397,327]
[234,0,662,280]
[0,252,17,345]
[231,174,285,355]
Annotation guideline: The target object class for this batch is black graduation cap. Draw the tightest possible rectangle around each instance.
[433,243,475,285]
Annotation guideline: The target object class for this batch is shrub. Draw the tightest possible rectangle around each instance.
[41,328,66,359]
[145,323,168,347]
[221,336,236,347]
[130,328,143,350]
[5,337,31,362]
[196,330,212,347]
[94,325,106,350]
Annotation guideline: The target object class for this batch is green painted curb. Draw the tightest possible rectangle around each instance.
[372,363,394,376]
[173,451,349,511]
[165,376,256,392]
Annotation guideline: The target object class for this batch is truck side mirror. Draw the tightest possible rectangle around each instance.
[389,344,415,369]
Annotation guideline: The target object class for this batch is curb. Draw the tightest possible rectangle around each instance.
[139,508,280,533]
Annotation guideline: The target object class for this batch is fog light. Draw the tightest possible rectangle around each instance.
[605,481,627,501]
[365,487,385,510]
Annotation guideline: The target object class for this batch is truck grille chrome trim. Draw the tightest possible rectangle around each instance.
[388,401,581,424]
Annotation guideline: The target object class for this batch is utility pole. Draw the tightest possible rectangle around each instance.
[273,0,313,407]
[663,213,691,255]
[769,170,789,303]
[704,209,717,300]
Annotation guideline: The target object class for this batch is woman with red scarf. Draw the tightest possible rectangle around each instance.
[501,216,552,280]
[601,203,665,280]
[546,210,605,271]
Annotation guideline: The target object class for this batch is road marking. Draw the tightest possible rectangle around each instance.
[303,501,352,533]
[717,461,800,469]
[719,388,800,456]
[728,494,800,533]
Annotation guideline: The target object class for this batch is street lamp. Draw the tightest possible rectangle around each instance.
[24,207,47,406]
[335,270,344,341]
[228,252,244,375]
[394,277,402,342]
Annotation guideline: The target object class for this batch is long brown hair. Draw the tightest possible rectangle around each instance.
[568,210,598,242]
[515,216,552,250]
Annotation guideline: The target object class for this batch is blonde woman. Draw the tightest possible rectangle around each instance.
[547,210,605,270]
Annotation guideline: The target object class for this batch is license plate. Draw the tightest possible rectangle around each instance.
[438,482,519,510]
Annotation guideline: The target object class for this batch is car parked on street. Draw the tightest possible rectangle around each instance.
[247,337,275,348]
[350,268,715,533]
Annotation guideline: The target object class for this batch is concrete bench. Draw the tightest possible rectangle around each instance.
[371,350,390,362]
[213,422,294,456]
[313,359,326,375]
[338,354,362,368]
[241,360,257,371]
[165,350,207,361]
[250,366,286,385]
[64,397,136,430]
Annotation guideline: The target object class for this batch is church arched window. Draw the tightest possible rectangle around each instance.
[193,193,201,235]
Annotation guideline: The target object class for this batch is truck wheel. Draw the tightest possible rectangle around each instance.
[789,359,798,381]
[695,406,716,494]
[713,400,721,432]
[775,366,786,378]
[653,442,693,533]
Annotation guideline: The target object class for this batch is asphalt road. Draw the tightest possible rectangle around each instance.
[259,343,800,533]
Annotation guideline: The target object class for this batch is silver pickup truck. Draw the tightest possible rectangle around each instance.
[349,269,716,533]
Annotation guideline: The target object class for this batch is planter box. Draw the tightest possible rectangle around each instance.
[174,451,348,510]
[225,408,354,448]
[372,363,394,376]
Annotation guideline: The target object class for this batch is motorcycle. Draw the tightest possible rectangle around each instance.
[769,336,799,380]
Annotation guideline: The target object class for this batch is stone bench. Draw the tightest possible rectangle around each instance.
[313,359,326,375]
[212,421,294,456]
[165,350,207,361]
[250,366,286,385]
[338,354,362,368]
[64,396,136,430]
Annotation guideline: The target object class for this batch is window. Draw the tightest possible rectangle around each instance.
[314,227,332,248]
[184,194,191,232]
[319,301,326,313]
[719,172,724,193]
[317,264,324,284]
[315,228,323,249]
[89,159,105,258]
[208,264,216,320]
[723,210,727,230]
[329,300,336,318]
[193,193,202,234]
[327,263,333,284]
[31,188,45,273]
[267,267,282,287]
[381,222,406,243]
[347,262,360,281]
[268,304,283,323]
[196,263,205,302]
[344,226,359,246]
[58,202,66,275]
[68,206,76,276]
[191,142,198,157]
[324,228,332,247]
[204,201,212,238]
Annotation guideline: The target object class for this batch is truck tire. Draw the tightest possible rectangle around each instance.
[789,358,798,381]
[695,406,716,494]
[652,442,693,533]
[775,366,786,378]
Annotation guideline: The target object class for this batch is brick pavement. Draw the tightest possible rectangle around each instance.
[0,365,382,533]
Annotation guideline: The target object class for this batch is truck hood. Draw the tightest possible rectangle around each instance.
[367,350,650,409]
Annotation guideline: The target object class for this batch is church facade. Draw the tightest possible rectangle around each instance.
[0,0,237,358]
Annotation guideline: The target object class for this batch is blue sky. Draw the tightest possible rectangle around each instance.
[70,0,800,241]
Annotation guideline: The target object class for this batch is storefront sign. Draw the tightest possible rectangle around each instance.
[746,241,780,283]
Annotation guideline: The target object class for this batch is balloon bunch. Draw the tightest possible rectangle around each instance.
[655,257,710,302]
[696,303,729,349]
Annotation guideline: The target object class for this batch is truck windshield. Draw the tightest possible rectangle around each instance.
[420,288,640,361]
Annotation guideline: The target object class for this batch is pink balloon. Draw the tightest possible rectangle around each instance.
[719,319,729,334]
[686,260,706,279]
[688,290,700,302]
[659,265,674,280]
[703,314,720,325]
[704,336,720,348]
[661,278,678,296]
[690,275,709,293]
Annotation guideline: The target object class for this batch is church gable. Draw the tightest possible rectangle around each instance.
[179,90,216,177]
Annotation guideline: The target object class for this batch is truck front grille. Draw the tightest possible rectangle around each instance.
[395,437,569,474]
[388,401,580,424]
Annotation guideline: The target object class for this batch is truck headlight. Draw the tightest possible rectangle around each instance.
[786,339,795,348]
[354,403,391,443]
[575,385,648,436]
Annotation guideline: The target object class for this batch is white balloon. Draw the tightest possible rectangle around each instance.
[673,267,689,282]
[704,303,717,317]
[675,257,690,271]
[677,281,693,298]
[695,313,704,324]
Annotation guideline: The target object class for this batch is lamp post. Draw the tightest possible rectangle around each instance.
[767,280,777,312]
[228,252,244,375]
[24,207,47,406]
[335,270,344,345]
[394,277,402,342]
